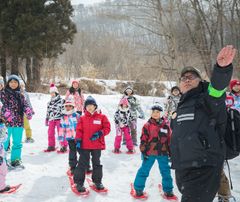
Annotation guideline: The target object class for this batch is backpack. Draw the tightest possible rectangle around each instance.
[224,107,240,160]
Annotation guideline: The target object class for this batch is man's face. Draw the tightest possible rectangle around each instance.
[179,72,201,94]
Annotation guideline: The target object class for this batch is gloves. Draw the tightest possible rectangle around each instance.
[90,131,103,141]
[0,156,3,166]
[141,153,149,161]
[58,136,64,141]
[4,110,12,122]
[25,107,33,119]
[45,119,49,126]
[138,114,145,119]
[76,139,81,149]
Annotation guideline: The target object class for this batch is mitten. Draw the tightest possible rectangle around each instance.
[75,139,81,149]
[58,136,64,141]
[0,156,3,166]
[45,118,49,126]
[90,131,103,141]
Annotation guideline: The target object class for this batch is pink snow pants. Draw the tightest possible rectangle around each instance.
[114,126,133,150]
[48,120,60,147]
[0,149,7,191]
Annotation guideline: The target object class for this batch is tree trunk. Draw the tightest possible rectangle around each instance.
[0,53,7,82]
[31,56,41,91]
[11,54,19,75]
[25,57,32,91]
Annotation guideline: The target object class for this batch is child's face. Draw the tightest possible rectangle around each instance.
[50,92,56,97]
[151,110,161,120]
[126,89,132,96]
[9,80,19,90]
[65,105,74,111]
[72,82,79,89]
[86,104,96,113]
[121,104,128,109]
[172,89,180,96]
[233,84,240,93]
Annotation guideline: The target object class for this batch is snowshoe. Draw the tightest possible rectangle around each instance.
[130,183,148,200]
[8,160,25,171]
[158,184,178,201]
[126,149,136,154]
[112,148,121,154]
[43,146,57,152]
[57,147,68,154]
[86,178,108,193]
[0,184,22,194]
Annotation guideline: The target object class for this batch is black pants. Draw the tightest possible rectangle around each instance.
[74,149,102,186]
[68,140,78,169]
[175,164,223,202]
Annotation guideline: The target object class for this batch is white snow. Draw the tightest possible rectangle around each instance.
[2,93,240,202]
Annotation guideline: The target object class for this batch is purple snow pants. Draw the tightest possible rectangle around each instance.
[114,126,133,150]
[48,119,60,147]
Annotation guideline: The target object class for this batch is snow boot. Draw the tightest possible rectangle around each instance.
[11,159,22,167]
[136,190,144,197]
[94,183,105,190]
[164,192,174,197]
[46,146,55,152]
[25,137,34,143]
[60,146,67,153]
[76,184,86,193]
[0,186,11,193]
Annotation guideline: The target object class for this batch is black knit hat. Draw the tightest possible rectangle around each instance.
[84,96,98,109]
[151,103,163,112]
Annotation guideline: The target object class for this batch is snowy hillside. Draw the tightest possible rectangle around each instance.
[2,93,240,202]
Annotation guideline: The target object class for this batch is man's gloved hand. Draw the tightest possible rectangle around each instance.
[138,114,145,119]
[75,139,81,149]
[90,131,103,141]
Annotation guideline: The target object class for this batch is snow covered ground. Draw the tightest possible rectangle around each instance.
[2,93,240,202]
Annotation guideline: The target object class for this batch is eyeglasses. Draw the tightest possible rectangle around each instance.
[179,74,198,82]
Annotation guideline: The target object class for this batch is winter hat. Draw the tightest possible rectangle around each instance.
[72,80,79,86]
[49,83,59,94]
[84,96,97,109]
[151,102,163,112]
[7,74,20,84]
[64,97,75,107]
[124,86,134,95]
[180,66,202,79]
[229,79,240,91]
[171,86,180,93]
[119,97,129,106]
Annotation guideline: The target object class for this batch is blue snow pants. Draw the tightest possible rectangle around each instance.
[134,155,173,193]
[4,127,24,162]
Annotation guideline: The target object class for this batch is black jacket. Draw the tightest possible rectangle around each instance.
[170,64,233,170]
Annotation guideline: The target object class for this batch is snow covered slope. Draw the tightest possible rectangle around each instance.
[2,93,240,202]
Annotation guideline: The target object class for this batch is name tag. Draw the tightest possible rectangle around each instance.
[93,120,101,125]
[160,128,168,133]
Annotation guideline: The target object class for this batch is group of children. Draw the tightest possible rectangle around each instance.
[0,75,182,199]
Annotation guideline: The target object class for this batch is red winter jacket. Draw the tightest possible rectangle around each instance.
[140,117,171,156]
[75,110,111,150]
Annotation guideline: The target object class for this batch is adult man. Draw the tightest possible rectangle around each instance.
[170,45,236,202]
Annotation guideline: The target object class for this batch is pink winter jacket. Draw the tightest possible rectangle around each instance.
[65,90,85,112]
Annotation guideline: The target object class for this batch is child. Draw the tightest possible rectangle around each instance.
[58,98,79,168]
[123,86,145,146]
[164,86,181,119]
[45,84,64,151]
[229,79,240,111]
[73,96,111,193]
[65,80,85,115]
[113,97,134,153]
[19,79,35,143]
[0,76,4,91]
[0,101,10,193]
[133,103,176,199]
[0,75,33,167]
